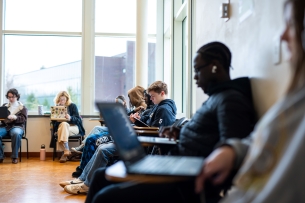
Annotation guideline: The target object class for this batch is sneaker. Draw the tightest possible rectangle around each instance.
[59,178,83,188]
[71,144,84,154]
[64,183,89,195]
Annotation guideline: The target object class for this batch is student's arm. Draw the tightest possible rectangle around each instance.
[68,103,82,124]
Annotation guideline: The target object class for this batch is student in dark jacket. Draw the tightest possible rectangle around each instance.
[61,81,177,195]
[85,42,257,203]
[52,90,85,163]
[130,81,177,128]
[0,88,27,164]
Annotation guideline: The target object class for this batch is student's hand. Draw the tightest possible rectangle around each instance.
[133,112,141,119]
[65,114,71,120]
[195,146,236,193]
[8,115,17,120]
[129,114,136,123]
[159,126,180,141]
[134,106,145,113]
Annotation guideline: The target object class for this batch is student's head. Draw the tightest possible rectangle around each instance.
[54,91,72,106]
[6,88,20,102]
[281,0,305,92]
[127,86,146,109]
[143,90,153,106]
[115,95,127,108]
[147,81,168,105]
[194,42,232,93]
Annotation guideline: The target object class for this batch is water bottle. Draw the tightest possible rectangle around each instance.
[40,144,46,161]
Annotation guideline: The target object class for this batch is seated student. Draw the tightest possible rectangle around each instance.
[0,88,27,164]
[71,95,131,155]
[84,42,257,203]
[51,91,85,163]
[195,1,305,202]
[71,92,146,177]
[60,81,177,195]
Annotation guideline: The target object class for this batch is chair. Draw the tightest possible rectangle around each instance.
[51,122,84,161]
[2,121,29,162]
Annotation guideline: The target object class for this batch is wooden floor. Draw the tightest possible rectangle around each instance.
[0,157,86,203]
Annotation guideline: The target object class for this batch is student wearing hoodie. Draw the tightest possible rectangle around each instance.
[85,42,257,203]
[61,82,176,194]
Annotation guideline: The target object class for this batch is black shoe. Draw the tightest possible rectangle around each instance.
[76,166,82,172]
[0,159,3,163]
[72,167,83,178]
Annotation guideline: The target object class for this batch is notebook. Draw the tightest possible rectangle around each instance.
[50,106,68,121]
[96,102,205,177]
[0,106,9,119]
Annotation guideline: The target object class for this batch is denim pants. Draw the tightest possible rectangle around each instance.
[82,126,108,144]
[79,142,118,186]
[0,127,24,159]
[79,129,110,170]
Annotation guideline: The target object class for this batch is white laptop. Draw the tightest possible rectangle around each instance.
[50,106,68,121]
[96,102,204,177]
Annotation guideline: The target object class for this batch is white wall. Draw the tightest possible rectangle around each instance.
[194,0,291,118]
[3,117,98,153]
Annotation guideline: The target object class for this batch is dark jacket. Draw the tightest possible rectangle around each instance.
[135,99,177,127]
[53,103,85,136]
[175,77,257,158]
[0,102,27,131]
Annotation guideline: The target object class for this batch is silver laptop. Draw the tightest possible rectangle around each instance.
[96,102,204,177]
[137,136,177,145]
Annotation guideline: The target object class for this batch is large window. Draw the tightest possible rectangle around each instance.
[2,0,82,112]
[1,0,158,114]
[94,0,157,103]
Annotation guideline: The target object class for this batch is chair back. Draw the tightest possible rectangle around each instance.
[172,117,189,128]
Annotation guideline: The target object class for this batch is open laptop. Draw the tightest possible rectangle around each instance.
[96,102,204,177]
[50,106,68,121]
[0,106,9,119]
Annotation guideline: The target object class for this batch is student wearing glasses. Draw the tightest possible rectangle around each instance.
[85,42,257,203]
[0,88,27,164]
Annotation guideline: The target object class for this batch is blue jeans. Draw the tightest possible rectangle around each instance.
[0,127,24,159]
[82,126,109,144]
[79,142,118,186]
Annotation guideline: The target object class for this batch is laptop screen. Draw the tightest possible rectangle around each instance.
[96,102,146,166]
[0,106,9,119]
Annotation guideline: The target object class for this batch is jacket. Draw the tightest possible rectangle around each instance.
[221,84,305,203]
[135,99,177,127]
[176,77,257,157]
[0,102,27,131]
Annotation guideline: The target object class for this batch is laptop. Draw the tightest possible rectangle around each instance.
[96,102,204,177]
[0,106,9,119]
[134,117,150,127]
[50,106,68,121]
[137,136,177,145]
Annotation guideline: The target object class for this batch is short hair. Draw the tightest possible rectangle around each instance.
[54,91,72,106]
[6,88,20,101]
[197,41,232,73]
[147,81,168,95]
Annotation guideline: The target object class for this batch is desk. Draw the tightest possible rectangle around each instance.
[89,118,105,126]
[105,161,188,183]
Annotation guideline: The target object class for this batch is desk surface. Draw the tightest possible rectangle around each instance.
[105,161,188,183]
[89,118,104,121]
